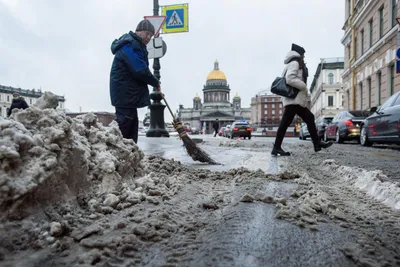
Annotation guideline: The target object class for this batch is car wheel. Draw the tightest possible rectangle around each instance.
[360,125,372,146]
[230,134,233,139]
[248,136,251,140]
[335,129,343,143]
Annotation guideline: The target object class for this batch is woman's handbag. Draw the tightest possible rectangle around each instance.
[271,69,299,99]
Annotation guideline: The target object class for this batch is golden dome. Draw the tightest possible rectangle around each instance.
[206,60,227,81]
[194,93,201,99]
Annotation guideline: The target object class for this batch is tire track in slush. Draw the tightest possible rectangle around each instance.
[141,176,355,267]
[139,177,230,266]
[181,180,355,267]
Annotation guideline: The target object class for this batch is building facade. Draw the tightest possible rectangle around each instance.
[341,0,400,111]
[178,60,251,134]
[0,84,66,118]
[310,58,345,119]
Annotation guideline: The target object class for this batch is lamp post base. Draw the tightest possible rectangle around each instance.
[146,90,170,138]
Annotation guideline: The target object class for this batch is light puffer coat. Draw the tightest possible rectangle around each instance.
[281,51,308,107]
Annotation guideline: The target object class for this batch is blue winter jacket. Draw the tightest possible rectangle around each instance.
[110,31,159,108]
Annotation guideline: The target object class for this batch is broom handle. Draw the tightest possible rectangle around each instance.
[160,93,176,121]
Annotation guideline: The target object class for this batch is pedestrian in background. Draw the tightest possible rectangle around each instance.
[212,119,219,137]
[7,93,29,117]
[109,19,160,144]
[272,43,333,156]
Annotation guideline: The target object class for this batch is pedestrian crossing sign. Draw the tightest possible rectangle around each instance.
[161,3,189,34]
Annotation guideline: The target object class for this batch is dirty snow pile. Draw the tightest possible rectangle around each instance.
[321,159,400,210]
[0,92,143,219]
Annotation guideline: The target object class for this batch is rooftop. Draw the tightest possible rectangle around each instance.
[0,84,65,101]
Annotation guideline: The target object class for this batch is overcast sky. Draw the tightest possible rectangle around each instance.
[0,0,344,122]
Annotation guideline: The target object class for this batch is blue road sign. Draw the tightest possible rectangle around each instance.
[165,9,184,29]
[161,4,189,34]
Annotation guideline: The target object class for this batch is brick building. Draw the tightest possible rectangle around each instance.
[250,90,304,136]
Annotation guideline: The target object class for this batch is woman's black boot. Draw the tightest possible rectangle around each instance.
[271,146,291,156]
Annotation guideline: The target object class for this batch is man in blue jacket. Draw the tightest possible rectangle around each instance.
[110,19,160,143]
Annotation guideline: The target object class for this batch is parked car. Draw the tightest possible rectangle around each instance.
[299,123,310,140]
[218,127,225,136]
[360,91,400,146]
[228,122,252,139]
[315,117,334,140]
[324,110,372,143]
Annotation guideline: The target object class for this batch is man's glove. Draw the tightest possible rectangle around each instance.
[155,87,161,92]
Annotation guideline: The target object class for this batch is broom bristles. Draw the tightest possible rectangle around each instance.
[173,121,219,165]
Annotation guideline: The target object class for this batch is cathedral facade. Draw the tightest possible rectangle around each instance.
[178,60,251,134]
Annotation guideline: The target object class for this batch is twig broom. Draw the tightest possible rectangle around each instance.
[161,93,219,165]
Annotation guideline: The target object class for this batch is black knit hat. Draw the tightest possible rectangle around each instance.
[291,43,306,56]
[136,19,155,35]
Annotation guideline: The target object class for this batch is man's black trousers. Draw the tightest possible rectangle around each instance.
[115,107,139,144]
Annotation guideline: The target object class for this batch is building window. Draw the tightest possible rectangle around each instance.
[272,104,275,108]
[341,94,344,107]
[392,0,398,28]
[390,64,395,96]
[369,19,373,47]
[328,96,334,106]
[379,6,384,38]
[377,72,382,105]
[359,82,363,109]
[345,0,351,18]
[29,98,32,104]
[264,110,268,115]
[272,110,275,115]
[367,78,372,108]
[7,95,10,102]
[354,37,358,59]
[328,73,334,84]
[360,29,364,54]
[347,45,351,60]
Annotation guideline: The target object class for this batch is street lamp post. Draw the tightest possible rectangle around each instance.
[146,0,170,138]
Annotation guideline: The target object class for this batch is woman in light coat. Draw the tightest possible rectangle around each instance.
[272,44,333,156]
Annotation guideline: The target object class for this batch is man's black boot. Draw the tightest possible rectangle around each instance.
[314,141,333,152]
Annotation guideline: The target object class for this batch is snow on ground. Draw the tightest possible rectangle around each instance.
[0,92,275,266]
[2,96,400,266]
[322,159,400,210]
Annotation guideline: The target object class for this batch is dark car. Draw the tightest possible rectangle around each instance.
[229,122,252,139]
[360,91,400,146]
[324,110,372,143]
[316,117,333,140]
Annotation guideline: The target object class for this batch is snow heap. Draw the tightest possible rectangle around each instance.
[0,92,143,219]
[322,159,400,210]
